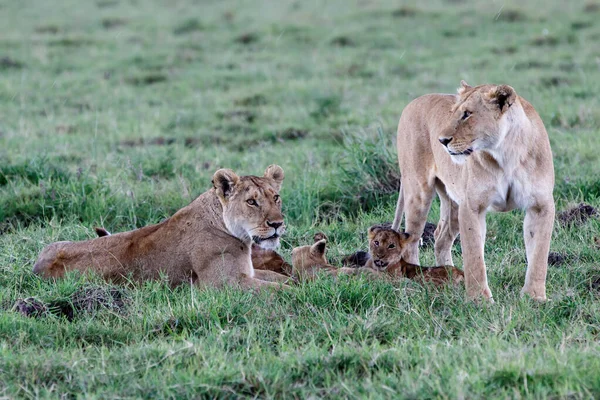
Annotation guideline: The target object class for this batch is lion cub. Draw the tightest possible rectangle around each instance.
[366,225,464,286]
[291,233,356,281]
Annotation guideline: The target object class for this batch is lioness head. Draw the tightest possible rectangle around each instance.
[368,225,410,271]
[291,237,329,273]
[212,165,285,250]
[438,80,517,163]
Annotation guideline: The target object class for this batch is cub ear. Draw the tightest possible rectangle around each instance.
[368,225,381,240]
[486,84,516,113]
[95,227,111,237]
[212,169,239,200]
[310,239,327,256]
[264,164,284,191]
[313,232,328,243]
[398,232,411,242]
[457,80,472,95]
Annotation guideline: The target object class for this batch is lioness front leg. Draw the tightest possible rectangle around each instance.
[521,200,555,301]
[253,269,292,284]
[240,275,289,290]
[458,203,493,301]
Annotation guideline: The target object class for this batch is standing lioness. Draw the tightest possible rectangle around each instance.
[33,165,291,289]
[392,81,554,302]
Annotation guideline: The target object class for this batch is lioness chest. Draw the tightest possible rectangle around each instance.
[441,152,538,212]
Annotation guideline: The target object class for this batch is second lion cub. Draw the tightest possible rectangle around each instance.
[366,225,464,286]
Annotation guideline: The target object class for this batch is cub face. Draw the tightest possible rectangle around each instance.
[438,80,517,163]
[213,165,285,250]
[368,225,410,271]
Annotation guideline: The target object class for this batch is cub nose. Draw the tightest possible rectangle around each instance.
[267,220,283,230]
[439,137,452,147]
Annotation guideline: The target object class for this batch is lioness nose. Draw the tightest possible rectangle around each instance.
[267,220,283,230]
[439,137,452,147]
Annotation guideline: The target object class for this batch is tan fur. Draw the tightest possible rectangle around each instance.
[391,81,554,301]
[251,244,292,276]
[364,226,464,286]
[33,166,291,289]
[95,227,292,276]
[290,235,356,281]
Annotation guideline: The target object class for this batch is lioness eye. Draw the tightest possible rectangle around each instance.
[273,195,280,202]
[374,241,379,246]
[247,199,258,206]
[461,110,471,120]
[388,244,395,249]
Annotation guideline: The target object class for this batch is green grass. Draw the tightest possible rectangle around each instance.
[1,0,600,397]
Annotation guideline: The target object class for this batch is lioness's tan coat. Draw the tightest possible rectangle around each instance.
[392,81,554,301]
[33,166,291,289]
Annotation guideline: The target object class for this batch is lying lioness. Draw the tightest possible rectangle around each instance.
[33,165,291,289]
[365,225,464,285]
[392,81,554,301]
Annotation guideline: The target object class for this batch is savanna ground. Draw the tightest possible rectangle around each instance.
[0,0,599,398]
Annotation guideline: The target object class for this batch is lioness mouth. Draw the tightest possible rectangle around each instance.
[449,148,473,156]
[252,233,279,244]
[373,259,388,269]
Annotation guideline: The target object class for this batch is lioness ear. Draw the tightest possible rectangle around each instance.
[264,164,284,191]
[457,80,472,95]
[486,85,516,113]
[212,169,239,200]
[310,239,327,256]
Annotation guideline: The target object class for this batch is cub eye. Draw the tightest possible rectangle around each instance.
[246,199,258,206]
[461,110,472,120]
[388,244,396,249]
[273,195,280,202]
[374,241,380,246]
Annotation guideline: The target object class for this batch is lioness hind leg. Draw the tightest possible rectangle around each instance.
[434,181,460,266]
[402,180,436,265]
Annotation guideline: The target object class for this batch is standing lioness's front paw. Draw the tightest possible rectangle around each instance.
[466,285,494,303]
[520,286,547,302]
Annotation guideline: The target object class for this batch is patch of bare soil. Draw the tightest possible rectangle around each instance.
[0,56,24,70]
[120,137,176,147]
[420,222,436,248]
[547,252,568,267]
[558,203,598,227]
[235,32,258,45]
[12,298,47,318]
[341,251,370,268]
[591,276,600,294]
[12,286,129,321]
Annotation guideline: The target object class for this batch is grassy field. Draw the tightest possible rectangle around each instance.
[1,0,600,398]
